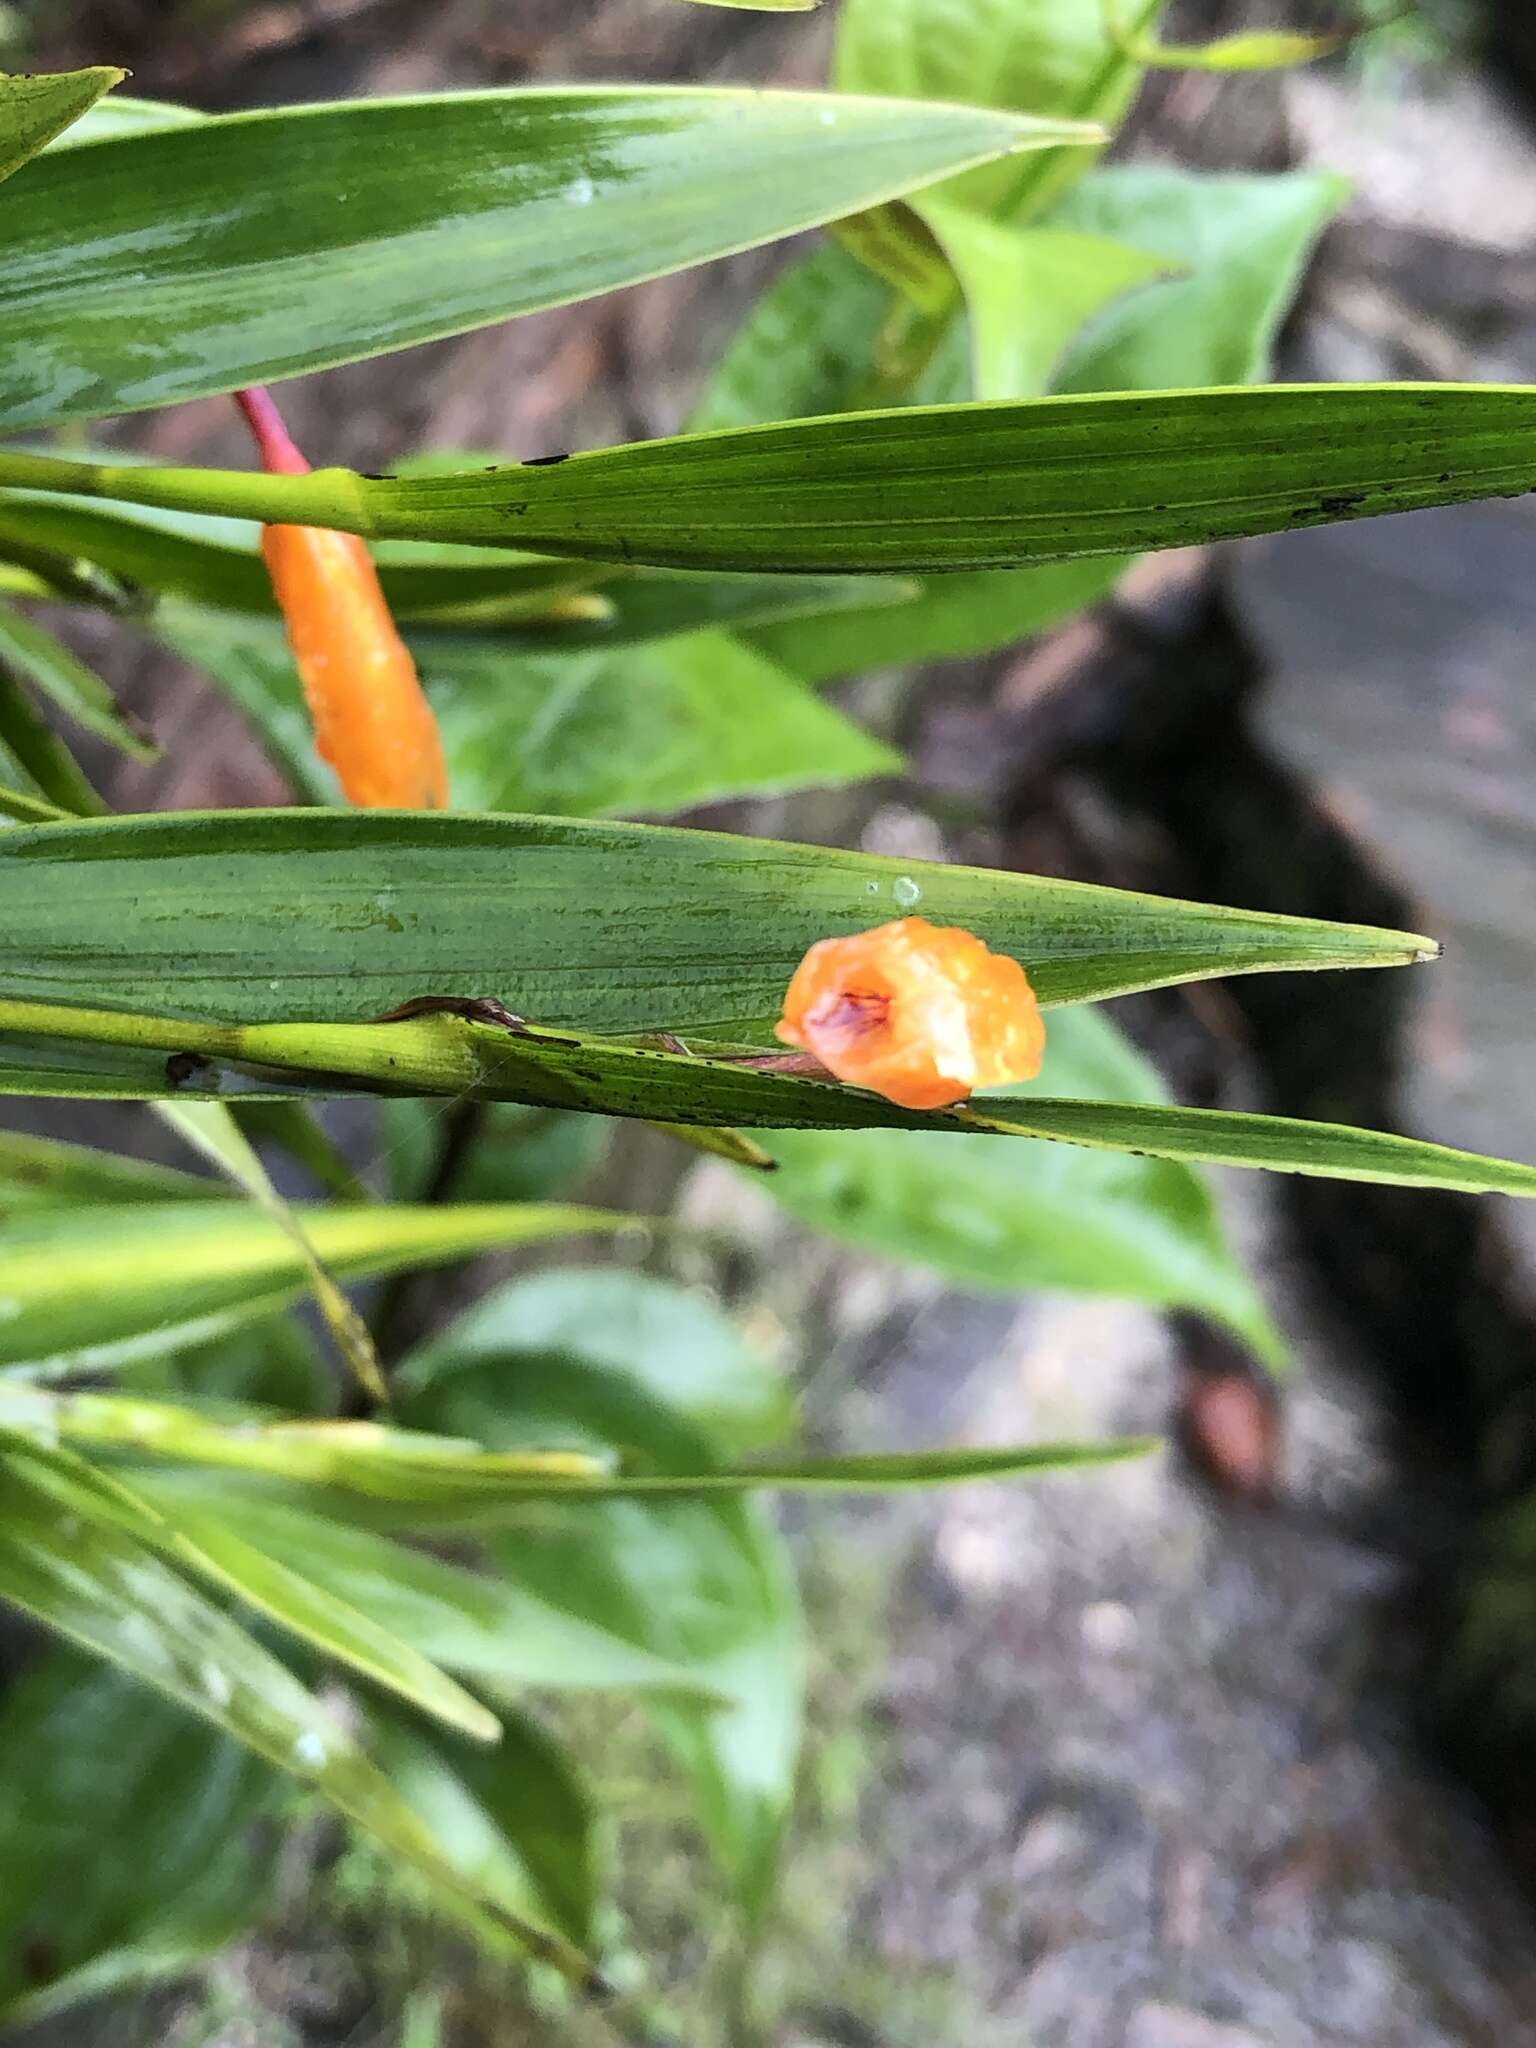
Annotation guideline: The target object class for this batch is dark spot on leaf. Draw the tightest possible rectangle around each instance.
[1317,491,1366,517]
[20,1936,58,1986]
[165,1051,207,1088]
[524,452,571,467]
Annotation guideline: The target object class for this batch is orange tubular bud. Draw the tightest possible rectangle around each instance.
[237,387,448,810]
[775,916,1046,1112]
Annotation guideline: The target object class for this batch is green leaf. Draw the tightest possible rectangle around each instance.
[0,1652,273,2024]
[139,1489,503,1743]
[0,600,156,759]
[0,782,69,825]
[6,997,1536,1205]
[0,1432,594,1982]
[0,1127,212,1211]
[918,204,1173,401]
[747,558,1123,684]
[367,1703,598,1951]
[834,0,1164,217]
[750,1007,1282,1359]
[156,1097,388,1397]
[1111,20,1361,71]
[0,489,590,620]
[380,1099,609,1205]
[0,660,103,815]
[158,605,901,816]
[0,65,123,184]
[0,809,1435,1032]
[0,86,1093,430]
[402,1267,794,1456]
[0,1197,637,1378]
[131,1480,735,1699]
[40,90,201,151]
[399,1337,801,1908]
[1052,166,1349,394]
[40,379,1536,575]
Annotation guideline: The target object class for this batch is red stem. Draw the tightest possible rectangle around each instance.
[235,385,311,477]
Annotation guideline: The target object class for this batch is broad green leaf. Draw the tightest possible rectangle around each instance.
[750,1007,1282,1359]
[157,1096,387,1397]
[834,0,1165,217]
[917,205,1172,400]
[381,1098,610,1205]
[0,87,1093,430]
[402,1267,794,1455]
[159,605,900,816]
[0,1652,273,2024]
[367,1703,597,1951]
[6,998,1534,1205]
[0,809,1435,1032]
[0,1127,212,1210]
[131,1480,734,1699]
[0,600,156,758]
[0,1197,636,1377]
[747,557,1124,684]
[0,65,122,184]
[399,1339,801,1909]
[0,1433,594,1981]
[1052,167,1349,394]
[38,381,1536,574]
[0,661,103,815]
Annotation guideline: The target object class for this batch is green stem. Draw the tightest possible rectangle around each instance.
[0,996,246,1059]
[0,449,371,533]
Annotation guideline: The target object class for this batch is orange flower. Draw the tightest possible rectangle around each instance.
[238,387,448,810]
[775,916,1046,1111]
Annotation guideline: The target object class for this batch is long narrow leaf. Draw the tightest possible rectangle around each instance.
[0,89,1093,429]
[0,66,123,184]
[11,384,1534,573]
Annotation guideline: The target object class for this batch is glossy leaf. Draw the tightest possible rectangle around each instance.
[0,1432,593,1981]
[367,1703,598,1951]
[834,0,1166,217]
[0,1196,635,1377]
[0,809,1435,1034]
[1053,167,1349,395]
[0,600,156,758]
[750,1007,1282,1358]
[0,65,122,184]
[402,1267,794,1455]
[159,605,900,815]
[0,1652,273,2023]
[398,1329,801,1907]
[0,87,1093,430]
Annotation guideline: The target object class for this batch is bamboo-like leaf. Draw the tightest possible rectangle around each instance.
[0,810,1433,1032]
[0,1432,594,1982]
[0,601,156,759]
[0,1128,213,1211]
[11,382,1536,574]
[0,1196,638,1378]
[0,663,104,815]
[0,66,123,184]
[0,88,1094,430]
[157,1100,386,1398]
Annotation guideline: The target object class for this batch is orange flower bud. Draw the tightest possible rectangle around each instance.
[775,916,1046,1111]
[238,387,448,810]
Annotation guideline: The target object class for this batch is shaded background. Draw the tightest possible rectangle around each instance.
[10,2,1536,2043]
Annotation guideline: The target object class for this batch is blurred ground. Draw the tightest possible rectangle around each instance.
[13,3,1536,2045]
